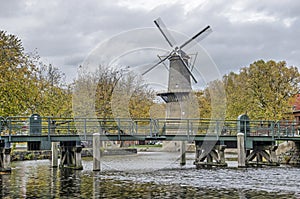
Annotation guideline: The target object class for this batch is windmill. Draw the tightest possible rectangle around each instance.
[143,17,212,119]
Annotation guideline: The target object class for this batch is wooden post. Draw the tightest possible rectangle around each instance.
[237,133,246,167]
[93,133,101,171]
[195,144,200,160]
[3,147,11,172]
[256,152,262,163]
[180,141,186,166]
[52,142,58,167]
[218,145,226,164]
[75,142,83,170]
[207,153,212,168]
[2,142,11,172]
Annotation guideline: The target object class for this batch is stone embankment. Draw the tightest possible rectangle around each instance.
[12,150,51,161]
[11,148,138,161]
[277,141,300,165]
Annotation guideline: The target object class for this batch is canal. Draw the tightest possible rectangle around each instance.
[1,152,299,198]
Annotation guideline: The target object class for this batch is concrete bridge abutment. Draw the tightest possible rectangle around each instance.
[277,141,300,165]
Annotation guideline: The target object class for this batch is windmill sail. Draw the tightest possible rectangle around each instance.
[142,17,212,84]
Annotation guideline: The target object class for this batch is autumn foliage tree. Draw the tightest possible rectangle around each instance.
[73,65,156,120]
[0,30,72,117]
[224,60,300,120]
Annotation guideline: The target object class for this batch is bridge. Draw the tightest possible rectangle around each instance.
[0,114,300,172]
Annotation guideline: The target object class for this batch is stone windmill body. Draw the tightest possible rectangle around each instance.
[142,18,212,152]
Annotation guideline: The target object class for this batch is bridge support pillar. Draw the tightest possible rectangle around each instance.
[0,142,11,173]
[180,141,186,166]
[93,133,101,171]
[194,142,227,168]
[237,133,246,167]
[52,142,58,167]
[59,141,83,170]
[245,145,279,167]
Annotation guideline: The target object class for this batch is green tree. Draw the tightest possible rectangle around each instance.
[0,31,35,116]
[0,31,72,117]
[73,65,156,120]
[224,60,300,120]
[34,63,72,117]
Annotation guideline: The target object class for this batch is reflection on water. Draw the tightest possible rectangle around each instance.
[0,152,299,198]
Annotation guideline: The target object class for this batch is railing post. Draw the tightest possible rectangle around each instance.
[135,121,138,135]
[84,118,87,139]
[276,122,280,139]
[68,122,70,134]
[130,121,133,135]
[150,119,153,137]
[47,117,51,135]
[292,123,295,137]
[216,120,220,139]
[7,117,11,142]
[117,118,121,140]
[271,122,274,140]
[187,119,190,140]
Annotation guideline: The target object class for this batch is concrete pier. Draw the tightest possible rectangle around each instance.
[51,142,58,167]
[237,133,246,167]
[93,133,101,171]
[0,141,12,173]
[3,147,11,172]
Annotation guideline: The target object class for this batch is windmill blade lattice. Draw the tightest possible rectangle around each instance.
[154,17,177,48]
[143,17,212,84]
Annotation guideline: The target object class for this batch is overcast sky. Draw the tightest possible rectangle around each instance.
[1,0,300,84]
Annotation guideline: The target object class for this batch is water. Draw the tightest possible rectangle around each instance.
[1,152,300,198]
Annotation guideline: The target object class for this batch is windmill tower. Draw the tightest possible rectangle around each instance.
[142,18,212,152]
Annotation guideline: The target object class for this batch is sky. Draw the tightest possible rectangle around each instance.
[1,0,300,85]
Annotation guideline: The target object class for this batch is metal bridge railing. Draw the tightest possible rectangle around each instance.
[274,121,299,138]
[1,116,299,139]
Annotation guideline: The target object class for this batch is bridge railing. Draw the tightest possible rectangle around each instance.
[147,118,239,136]
[4,116,31,135]
[274,121,299,138]
[239,120,300,139]
[1,116,299,140]
[0,116,5,134]
[247,120,275,137]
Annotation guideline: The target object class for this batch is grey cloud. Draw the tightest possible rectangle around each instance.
[0,0,299,84]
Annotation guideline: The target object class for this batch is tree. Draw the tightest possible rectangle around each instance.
[0,31,72,117]
[33,63,72,117]
[0,30,34,116]
[223,71,249,119]
[224,60,300,120]
[73,65,156,120]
